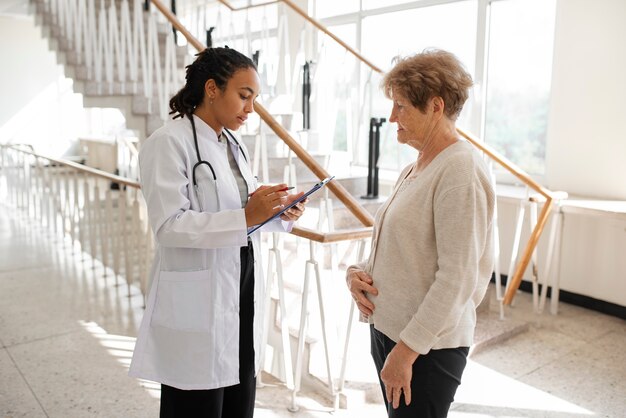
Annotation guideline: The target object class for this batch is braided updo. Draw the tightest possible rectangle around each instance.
[169,47,257,119]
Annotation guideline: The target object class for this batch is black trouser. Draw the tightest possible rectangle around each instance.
[160,242,256,418]
[370,325,468,418]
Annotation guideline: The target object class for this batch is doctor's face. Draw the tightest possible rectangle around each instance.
[213,68,261,132]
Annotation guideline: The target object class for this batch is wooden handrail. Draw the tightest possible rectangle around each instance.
[150,0,374,227]
[3,145,141,188]
[455,129,559,304]
[457,129,554,200]
[216,0,382,73]
[255,105,374,227]
[150,0,557,305]
[504,198,554,303]
[290,225,372,243]
[151,0,204,51]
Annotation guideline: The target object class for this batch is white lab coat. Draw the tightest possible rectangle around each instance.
[129,115,291,390]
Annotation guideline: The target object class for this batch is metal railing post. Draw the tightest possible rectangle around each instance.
[302,61,313,130]
[206,26,215,48]
[363,117,385,199]
[170,0,177,43]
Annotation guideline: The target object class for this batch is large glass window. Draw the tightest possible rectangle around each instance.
[313,23,358,152]
[485,0,557,176]
[362,0,422,10]
[180,0,558,178]
[360,1,478,170]
[314,0,360,19]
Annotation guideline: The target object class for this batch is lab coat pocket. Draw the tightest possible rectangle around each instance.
[151,269,214,332]
[195,174,219,213]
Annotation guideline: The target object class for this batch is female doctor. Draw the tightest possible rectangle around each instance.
[129,47,306,418]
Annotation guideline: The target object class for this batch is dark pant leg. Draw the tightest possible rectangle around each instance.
[160,242,257,418]
[222,241,257,418]
[370,325,468,418]
[160,384,224,417]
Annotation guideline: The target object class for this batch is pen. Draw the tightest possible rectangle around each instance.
[248,186,294,197]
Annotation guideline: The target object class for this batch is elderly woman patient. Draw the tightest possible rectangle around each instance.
[346,49,495,418]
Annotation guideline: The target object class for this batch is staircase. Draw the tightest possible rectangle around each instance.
[29,0,381,222]
[31,0,188,140]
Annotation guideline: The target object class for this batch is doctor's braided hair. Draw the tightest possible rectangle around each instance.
[169,46,257,119]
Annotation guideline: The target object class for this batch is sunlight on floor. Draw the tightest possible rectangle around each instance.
[79,320,161,399]
[453,360,595,417]
[80,320,599,417]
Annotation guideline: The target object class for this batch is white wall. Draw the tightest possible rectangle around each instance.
[545,0,626,200]
[496,198,626,307]
[0,15,86,157]
[0,16,59,126]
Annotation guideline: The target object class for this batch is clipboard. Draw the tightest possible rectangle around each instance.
[247,176,335,235]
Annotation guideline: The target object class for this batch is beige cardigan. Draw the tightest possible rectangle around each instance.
[351,141,495,355]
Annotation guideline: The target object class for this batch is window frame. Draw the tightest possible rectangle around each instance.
[314,0,554,185]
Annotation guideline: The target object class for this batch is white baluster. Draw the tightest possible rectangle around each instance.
[86,0,97,79]
[259,233,294,389]
[85,177,97,268]
[538,205,564,315]
[130,193,142,288]
[94,181,106,271]
[502,188,529,317]
[108,187,121,286]
[337,239,367,403]
[135,0,149,99]
[119,189,132,295]
[529,198,539,312]
[290,239,337,411]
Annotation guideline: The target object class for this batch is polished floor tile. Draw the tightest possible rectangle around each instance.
[6,324,158,418]
[1,203,625,417]
[0,347,47,418]
[517,330,626,417]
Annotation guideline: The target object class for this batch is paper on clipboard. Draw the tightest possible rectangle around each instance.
[247,176,335,235]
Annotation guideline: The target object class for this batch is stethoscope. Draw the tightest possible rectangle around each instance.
[189,114,248,211]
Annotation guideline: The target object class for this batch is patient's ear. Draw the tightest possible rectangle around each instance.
[431,96,445,115]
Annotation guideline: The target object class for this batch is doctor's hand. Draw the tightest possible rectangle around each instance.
[245,183,290,227]
[279,193,308,222]
[346,267,378,318]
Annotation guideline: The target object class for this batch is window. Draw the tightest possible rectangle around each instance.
[360,1,478,170]
[362,0,421,10]
[485,0,557,176]
[314,0,360,19]
[310,0,558,176]
[313,23,358,152]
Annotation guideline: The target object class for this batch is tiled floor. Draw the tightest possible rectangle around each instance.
[1,204,625,418]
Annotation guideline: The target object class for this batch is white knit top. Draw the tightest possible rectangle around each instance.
[353,140,495,355]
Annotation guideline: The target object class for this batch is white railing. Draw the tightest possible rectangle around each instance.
[1,145,153,302]
[36,0,184,123]
[117,136,140,181]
